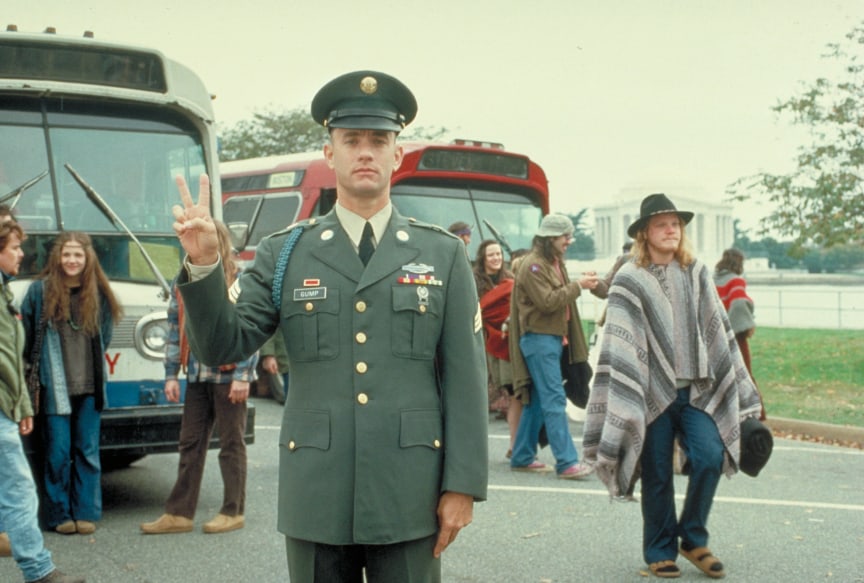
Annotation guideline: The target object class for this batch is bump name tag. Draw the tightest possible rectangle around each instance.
[293,287,327,301]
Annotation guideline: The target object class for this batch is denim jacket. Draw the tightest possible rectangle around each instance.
[20,280,114,415]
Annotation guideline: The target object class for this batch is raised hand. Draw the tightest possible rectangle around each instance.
[172,174,219,265]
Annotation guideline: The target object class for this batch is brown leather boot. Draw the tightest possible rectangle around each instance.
[140,514,193,534]
[0,531,10,557]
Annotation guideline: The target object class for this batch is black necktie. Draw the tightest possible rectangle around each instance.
[358,221,375,266]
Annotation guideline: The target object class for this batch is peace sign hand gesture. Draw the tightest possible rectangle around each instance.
[172,174,219,265]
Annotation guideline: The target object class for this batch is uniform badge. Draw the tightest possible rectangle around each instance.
[396,230,409,241]
[293,287,327,301]
[474,303,482,334]
[228,279,241,304]
[360,76,378,95]
[401,263,434,274]
[397,274,443,286]
[321,229,334,241]
[417,286,429,311]
[529,263,541,273]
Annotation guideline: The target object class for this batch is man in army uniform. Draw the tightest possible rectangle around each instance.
[171,71,489,582]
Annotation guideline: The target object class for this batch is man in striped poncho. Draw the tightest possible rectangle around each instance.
[583,194,762,580]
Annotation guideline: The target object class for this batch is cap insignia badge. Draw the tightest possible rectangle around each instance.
[360,76,378,95]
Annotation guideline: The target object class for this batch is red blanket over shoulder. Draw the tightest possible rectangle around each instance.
[479,279,514,361]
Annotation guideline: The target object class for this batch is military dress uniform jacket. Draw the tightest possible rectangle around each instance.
[178,209,489,545]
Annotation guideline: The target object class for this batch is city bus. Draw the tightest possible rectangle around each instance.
[221,139,550,401]
[0,26,254,467]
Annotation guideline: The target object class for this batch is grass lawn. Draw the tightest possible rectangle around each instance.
[583,322,864,427]
[751,327,864,427]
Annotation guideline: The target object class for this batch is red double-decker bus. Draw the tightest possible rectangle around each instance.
[220,139,550,263]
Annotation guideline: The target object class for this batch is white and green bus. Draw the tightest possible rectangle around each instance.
[0,26,253,467]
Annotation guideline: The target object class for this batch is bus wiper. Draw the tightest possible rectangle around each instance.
[0,170,49,209]
[482,219,513,258]
[64,163,171,301]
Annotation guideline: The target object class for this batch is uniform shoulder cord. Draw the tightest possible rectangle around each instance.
[271,227,304,309]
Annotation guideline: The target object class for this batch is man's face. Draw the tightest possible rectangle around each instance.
[0,232,24,276]
[551,234,571,256]
[324,128,403,199]
[646,213,682,258]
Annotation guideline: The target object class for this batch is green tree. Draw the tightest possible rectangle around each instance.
[218,106,328,162]
[565,209,595,260]
[761,237,799,269]
[729,22,864,255]
[218,106,450,162]
[400,125,450,141]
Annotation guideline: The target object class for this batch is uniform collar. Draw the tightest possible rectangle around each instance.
[334,202,393,250]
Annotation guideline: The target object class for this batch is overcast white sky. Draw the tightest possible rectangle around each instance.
[4,0,860,231]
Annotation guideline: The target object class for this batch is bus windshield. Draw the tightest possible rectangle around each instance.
[1,100,206,281]
[390,183,543,256]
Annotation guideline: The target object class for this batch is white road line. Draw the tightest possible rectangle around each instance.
[488,434,864,456]
[487,484,864,512]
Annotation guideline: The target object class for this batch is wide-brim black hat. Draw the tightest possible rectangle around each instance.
[626,193,695,238]
[311,70,417,132]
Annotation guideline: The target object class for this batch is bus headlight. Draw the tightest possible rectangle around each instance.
[134,312,169,360]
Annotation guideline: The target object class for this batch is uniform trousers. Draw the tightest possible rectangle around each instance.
[165,381,247,518]
[640,387,725,564]
[285,534,440,583]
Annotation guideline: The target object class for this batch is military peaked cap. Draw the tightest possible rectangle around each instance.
[311,70,418,132]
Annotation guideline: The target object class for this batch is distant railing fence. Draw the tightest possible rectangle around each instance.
[576,288,864,330]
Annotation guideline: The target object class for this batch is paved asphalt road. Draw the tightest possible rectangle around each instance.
[2,397,863,583]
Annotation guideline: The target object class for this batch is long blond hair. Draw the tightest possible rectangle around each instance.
[40,231,123,335]
[631,223,695,268]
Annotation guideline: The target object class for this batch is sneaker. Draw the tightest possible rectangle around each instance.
[511,461,553,473]
[557,462,594,480]
[202,513,245,534]
[140,513,193,534]
[75,520,96,535]
[31,569,86,583]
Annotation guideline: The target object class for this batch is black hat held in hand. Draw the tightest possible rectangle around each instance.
[739,417,773,477]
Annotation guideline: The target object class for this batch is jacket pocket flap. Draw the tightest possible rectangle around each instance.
[400,409,442,450]
[281,409,330,452]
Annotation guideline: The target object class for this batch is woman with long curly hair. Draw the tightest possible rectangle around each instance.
[21,231,123,536]
[473,240,517,449]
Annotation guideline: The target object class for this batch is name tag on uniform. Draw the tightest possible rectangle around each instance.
[293,287,327,301]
